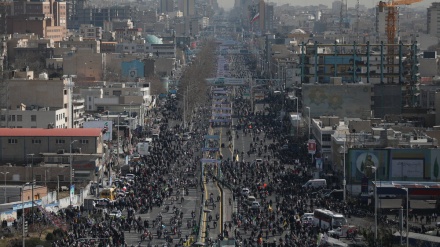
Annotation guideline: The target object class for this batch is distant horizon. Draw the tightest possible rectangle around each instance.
[218,0,436,11]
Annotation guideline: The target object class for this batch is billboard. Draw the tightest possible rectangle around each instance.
[83,121,113,141]
[348,148,440,184]
[348,149,389,183]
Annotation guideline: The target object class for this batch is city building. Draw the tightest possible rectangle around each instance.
[183,0,195,17]
[427,2,440,37]
[6,0,67,41]
[160,0,174,14]
[300,42,419,84]
[0,105,68,129]
[1,70,83,128]
[79,24,102,40]
[0,128,103,164]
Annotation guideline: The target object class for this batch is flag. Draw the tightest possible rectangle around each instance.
[251,12,260,23]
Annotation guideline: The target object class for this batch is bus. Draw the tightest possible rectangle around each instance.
[100,188,116,201]
[313,209,347,230]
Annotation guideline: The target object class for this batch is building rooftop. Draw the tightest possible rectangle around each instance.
[0,128,102,137]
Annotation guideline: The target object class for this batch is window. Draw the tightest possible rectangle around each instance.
[35,175,42,181]
[58,175,65,181]
[31,115,36,122]
[64,89,67,95]
[17,115,22,121]
[56,139,65,144]
[0,115,4,121]
[80,139,89,144]
[8,139,17,144]
[32,139,41,144]
[322,134,331,142]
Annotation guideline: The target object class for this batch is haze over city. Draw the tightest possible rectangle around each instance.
[218,0,438,11]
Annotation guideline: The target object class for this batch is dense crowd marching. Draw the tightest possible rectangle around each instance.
[49,97,212,247]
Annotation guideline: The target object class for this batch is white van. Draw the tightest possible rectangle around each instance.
[302,179,327,188]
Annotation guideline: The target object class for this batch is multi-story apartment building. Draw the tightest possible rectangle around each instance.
[1,70,84,128]
[79,24,102,40]
[427,3,440,37]
[1,105,68,129]
[0,128,103,164]
[182,0,195,17]
[6,0,67,41]
[160,0,174,14]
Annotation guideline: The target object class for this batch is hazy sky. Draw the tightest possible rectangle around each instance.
[218,0,437,11]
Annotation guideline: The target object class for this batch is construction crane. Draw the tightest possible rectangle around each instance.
[378,0,422,83]
[378,0,422,45]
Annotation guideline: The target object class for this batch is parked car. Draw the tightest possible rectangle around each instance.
[60,186,69,192]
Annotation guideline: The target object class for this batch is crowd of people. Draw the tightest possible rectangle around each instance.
[47,96,212,247]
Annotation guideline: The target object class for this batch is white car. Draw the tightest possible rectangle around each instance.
[182,132,191,141]
[241,188,250,196]
[109,210,122,218]
[301,216,314,225]
[425,229,440,236]
[125,174,135,181]
[251,201,260,209]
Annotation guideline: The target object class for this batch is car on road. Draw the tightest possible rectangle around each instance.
[125,174,135,181]
[93,198,110,208]
[109,210,122,218]
[301,216,314,225]
[425,229,440,236]
[182,132,191,141]
[251,201,260,209]
[60,186,69,191]
[241,188,250,196]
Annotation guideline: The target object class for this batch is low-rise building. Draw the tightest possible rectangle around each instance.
[0,128,103,164]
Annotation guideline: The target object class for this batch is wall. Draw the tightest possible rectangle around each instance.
[302,84,372,119]
[4,108,68,129]
[8,79,68,111]
[0,136,101,164]
[373,84,402,118]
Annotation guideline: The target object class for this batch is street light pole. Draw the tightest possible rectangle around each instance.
[306,106,311,140]
[372,166,378,241]
[26,154,34,224]
[405,187,409,247]
[21,182,29,247]
[343,139,346,202]
[69,140,78,207]
[293,97,299,138]
[129,101,133,118]
[0,172,9,203]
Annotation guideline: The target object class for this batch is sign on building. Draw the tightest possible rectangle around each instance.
[308,139,316,154]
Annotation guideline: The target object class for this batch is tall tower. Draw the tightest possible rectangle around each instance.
[183,0,195,17]
[427,3,440,37]
[258,0,265,32]
[160,0,174,14]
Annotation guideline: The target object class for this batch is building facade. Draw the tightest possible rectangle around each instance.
[427,3,440,37]
[0,128,103,164]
